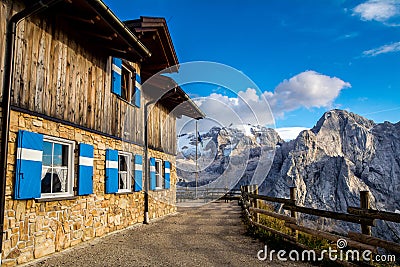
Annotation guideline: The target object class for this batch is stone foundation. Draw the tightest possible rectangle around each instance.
[1,110,177,266]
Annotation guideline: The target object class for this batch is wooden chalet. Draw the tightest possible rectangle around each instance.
[0,1,204,265]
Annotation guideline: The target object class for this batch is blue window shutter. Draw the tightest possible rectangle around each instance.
[164,161,171,189]
[134,155,143,191]
[135,72,141,85]
[78,143,94,195]
[14,130,43,199]
[111,58,122,96]
[105,149,118,193]
[149,157,156,190]
[134,73,141,107]
[134,87,141,108]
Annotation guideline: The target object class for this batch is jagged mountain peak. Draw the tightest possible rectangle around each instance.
[262,110,400,242]
[312,109,375,135]
[177,124,281,187]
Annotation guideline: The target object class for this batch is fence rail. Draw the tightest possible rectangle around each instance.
[240,185,400,265]
[176,187,241,202]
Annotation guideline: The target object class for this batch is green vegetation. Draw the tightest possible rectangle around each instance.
[242,201,398,266]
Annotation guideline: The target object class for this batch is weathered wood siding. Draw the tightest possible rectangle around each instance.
[8,12,145,144]
[1,0,178,153]
[147,102,176,155]
[0,0,22,102]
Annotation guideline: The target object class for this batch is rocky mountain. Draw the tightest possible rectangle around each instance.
[176,124,282,189]
[176,109,400,241]
[261,109,400,242]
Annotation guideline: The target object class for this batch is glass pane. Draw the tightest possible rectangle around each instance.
[155,161,161,175]
[41,167,52,193]
[156,174,161,188]
[121,68,130,101]
[54,168,68,193]
[42,142,52,166]
[119,172,127,190]
[119,155,128,171]
[53,143,69,167]
[41,168,68,193]
[53,143,63,166]
[62,145,69,166]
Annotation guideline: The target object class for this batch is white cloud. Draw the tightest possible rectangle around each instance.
[276,127,309,141]
[192,89,275,127]
[363,41,400,56]
[177,70,350,131]
[353,0,400,25]
[265,71,351,117]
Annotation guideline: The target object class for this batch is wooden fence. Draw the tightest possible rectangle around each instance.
[176,187,241,202]
[240,185,400,266]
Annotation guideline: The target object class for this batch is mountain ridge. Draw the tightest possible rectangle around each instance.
[261,109,400,241]
[177,109,400,241]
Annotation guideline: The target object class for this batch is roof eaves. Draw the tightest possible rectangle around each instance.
[87,0,152,58]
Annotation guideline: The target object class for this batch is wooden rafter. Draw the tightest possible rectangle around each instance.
[81,31,117,41]
[60,14,99,25]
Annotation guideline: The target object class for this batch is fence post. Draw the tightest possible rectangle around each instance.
[242,185,248,208]
[290,186,298,240]
[360,191,371,236]
[252,185,259,223]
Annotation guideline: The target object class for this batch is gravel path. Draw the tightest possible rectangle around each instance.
[24,201,310,267]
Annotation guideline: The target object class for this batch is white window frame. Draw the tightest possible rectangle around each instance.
[118,151,132,193]
[155,159,164,190]
[40,136,75,199]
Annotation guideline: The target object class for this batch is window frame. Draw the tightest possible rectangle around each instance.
[118,151,132,193]
[155,158,164,190]
[121,64,133,103]
[40,136,75,199]
[112,57,138,107]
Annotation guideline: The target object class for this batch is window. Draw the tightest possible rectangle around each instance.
[111,57,141,107]
[155,159,164,189]
[41,136,74,198]
[15,130,93,200]
[121,65,133,102]
[118,152,132,192]
[149,158,170,191]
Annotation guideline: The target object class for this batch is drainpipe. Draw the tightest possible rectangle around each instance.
[0,0,63,260]
[143,88,179,224]
[143,99,156,224]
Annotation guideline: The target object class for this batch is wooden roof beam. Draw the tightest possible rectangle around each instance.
[61,14,100,25]
[142,63,171,71]
[134,28,157,33]
[81,31,117,41]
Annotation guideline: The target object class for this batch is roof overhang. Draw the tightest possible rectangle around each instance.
[124,17,179,81]
[144,75,205,120]
[31,0,151,62]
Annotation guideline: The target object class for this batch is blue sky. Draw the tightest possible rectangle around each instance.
[104,0,400,136]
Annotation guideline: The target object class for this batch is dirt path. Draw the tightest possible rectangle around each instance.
[24,201,310,267]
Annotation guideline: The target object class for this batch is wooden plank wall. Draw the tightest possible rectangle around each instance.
[147,102,176,155]
[0,0,24,102]
[1,1,178,154]
[8,12,146,145]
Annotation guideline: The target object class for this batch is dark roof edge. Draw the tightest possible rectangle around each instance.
[87,0,151,58]
[176,87,206,119]
[141,16,179,66]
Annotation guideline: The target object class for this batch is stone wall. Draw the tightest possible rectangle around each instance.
[1,110,177,266]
